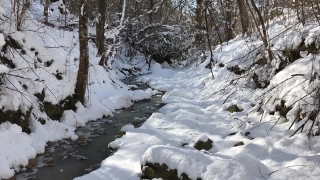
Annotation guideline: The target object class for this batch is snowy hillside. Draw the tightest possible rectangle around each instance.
[0,1,154,179]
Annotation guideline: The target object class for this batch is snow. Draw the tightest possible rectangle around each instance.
[132,88,156,101]
[108,141,120,150]
[77,59,320,179]
[0,33,5,47]
[140,145,262,180]
[0,64,9,74]
[141,145,213,179]
[0,122,36,179]
[120,124,135,132]
[0,1,157,179]
[305,26,320,48]
[0,34,8,74]
[1,1,320,180]
[195,133,209,142]
[76,16,320,180]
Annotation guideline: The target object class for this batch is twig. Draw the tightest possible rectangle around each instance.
[258,165,267,180]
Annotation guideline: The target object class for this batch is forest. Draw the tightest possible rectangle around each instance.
[0,0,320,180]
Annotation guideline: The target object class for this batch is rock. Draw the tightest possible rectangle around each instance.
[275,100,292,117]
[25,168,33,173]
[45,146,51,152]
[194,138,213,151]
[26,158,38,169]
[157,103,167,108]
[47,141,55,146]
[0,109,31,133]
[66,148,75,153]
[77,135,86,141]
[226,105,242,113]
[234,141,244,147]
[227,132,238,136]
[131,118,143,127]
[117,125,134,137]
[116,131,126,138]
[180,142,188,147]
[42,101,63,120]
[42,95,77,120]
[129,87,138,91]
[142,162,192,180]
[227,65,245,75]
[243,131,254,140]
[44,158,54,166]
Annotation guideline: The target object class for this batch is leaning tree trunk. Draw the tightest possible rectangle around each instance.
[75,0,89,104]
[249,0,273,62]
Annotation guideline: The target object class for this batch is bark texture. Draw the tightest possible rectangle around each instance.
[75,0,89,104]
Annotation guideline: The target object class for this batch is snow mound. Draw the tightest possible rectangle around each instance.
[141,145,212,179]
[0,122,36,179]
[141,145,260,180]
[108,141,120,150]
[132,88,155,101]
[120,124,135,132]
[147,63,176,79]
[195,133,209,142]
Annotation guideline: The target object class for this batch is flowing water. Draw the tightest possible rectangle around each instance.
[17,78,164,180]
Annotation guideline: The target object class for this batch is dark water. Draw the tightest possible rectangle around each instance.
[17,79,164,180]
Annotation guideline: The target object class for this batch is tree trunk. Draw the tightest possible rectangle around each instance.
[195,0,204,45]
[237,0,249,35]
[75,0,89,104]
[204,8,215,78]
[97,0,107,66]
[11,0,16,15]
[249,0,273,61]
[225,0,233,41]
[208,9,223,45]
[149,0,154,23]
[195,0,203,29]
[44,0,50,22]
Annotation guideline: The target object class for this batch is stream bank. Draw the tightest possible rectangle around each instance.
[17,78,164,180]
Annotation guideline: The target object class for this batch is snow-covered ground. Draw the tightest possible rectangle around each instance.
[75,60,320,180]
[0,1,155,179]
[1,1,320,180]
[75,16,320,179]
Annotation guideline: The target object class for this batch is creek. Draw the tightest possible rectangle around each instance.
[17,78,164,180]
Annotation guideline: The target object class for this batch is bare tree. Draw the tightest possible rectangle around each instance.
[247,0,273,61]
[75,0,89,104]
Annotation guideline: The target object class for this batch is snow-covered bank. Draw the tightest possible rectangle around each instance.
[1,0,320,179]
[0,45,155,180]
[0,1,156,179]
[76,60,320,180]
[76,15,320,178]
